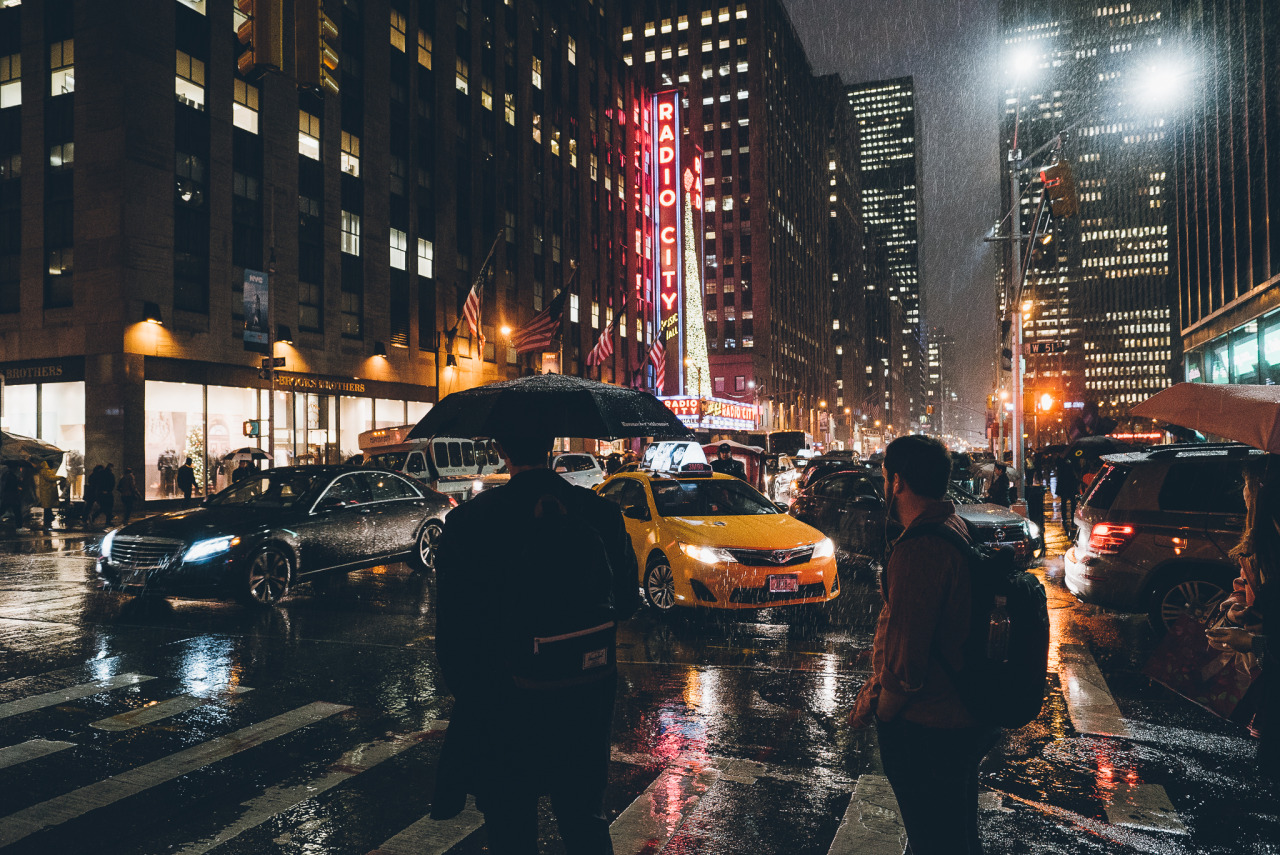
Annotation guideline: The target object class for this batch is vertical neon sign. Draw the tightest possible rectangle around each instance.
[653,90,682,395]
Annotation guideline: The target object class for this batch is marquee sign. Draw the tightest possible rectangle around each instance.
[661,396,759,431]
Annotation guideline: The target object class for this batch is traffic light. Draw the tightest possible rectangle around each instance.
[1040,160,1079,219]
[236,0,283,78]
[296,0,340,94]
[243,420,262,437]
[1031,233,1057,272]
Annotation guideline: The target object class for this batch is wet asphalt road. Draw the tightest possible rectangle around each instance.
[0,512,1276,855]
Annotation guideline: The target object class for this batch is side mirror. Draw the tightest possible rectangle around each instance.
[622,505,651,522]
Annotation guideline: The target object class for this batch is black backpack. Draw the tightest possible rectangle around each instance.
[899,522,1050,728]
[502,493,619,690]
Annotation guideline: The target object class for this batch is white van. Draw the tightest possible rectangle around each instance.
[361,426,502,505]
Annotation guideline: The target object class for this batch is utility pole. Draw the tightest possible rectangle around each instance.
[1009,156,1024,497]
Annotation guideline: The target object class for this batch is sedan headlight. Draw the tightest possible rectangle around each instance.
[101,528,118,560]
[812,537,835,560]
[184,535,240,563]
[678,542,737,565]
[1026,519,1041,540]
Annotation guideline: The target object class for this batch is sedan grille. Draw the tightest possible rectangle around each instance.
[109,536,186,571]
[725,546,815,567]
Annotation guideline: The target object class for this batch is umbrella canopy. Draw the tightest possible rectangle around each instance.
[1068,435,1138,461]
[222,446,270,461]
[0,432,64,469]
[701,439,765,456]
[1132,382,1280,452]
[408,374,693,441]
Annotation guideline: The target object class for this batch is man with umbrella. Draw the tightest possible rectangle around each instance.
[431,430,639,853]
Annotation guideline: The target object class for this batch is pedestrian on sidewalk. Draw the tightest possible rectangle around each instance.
[431,431,639,855]
[116,467,139,524]
[0,462,23,528]
[98,463,117,526]
[33,461,61,530]
[81,464,104,527]
[1207,457,1276,786]
[176,457,196,504]
[1054,456,1078,532]
[849,434,995,855]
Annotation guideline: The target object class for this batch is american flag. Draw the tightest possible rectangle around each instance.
[586,325,614,367]
[648,340,665,392]
[461,281,483,351]
[512,289,569,354]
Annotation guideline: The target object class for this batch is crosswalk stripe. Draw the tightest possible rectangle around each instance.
[368,797,485,855]
[0,673,155,721]
[0,739,75,770]
[0,700,350,848]
[1058,643,1132,737]
[175,729,435,855]
[826,775,906,855]
[1102,779,1189,836]
[89,686,253,732]
[610,757,719,854]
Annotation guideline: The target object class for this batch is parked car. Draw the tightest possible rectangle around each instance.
[95,466,452,606]
[796,455,869,494]
[1065,442,1260,632]
[763,453,803,505]
[551,452,606,489]
[597,469,838,612]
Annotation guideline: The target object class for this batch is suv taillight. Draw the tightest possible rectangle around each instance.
[1089,523,1136,554]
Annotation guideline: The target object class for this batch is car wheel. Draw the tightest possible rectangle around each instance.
[1148,569,1231,634]
[242,546,292,607]
[412,521,444,573]
[644,554,678,612]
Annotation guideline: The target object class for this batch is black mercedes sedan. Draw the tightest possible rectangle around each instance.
[95,466,452,606]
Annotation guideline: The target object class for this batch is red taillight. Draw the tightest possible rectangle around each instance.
[447,496,459,508]
[1089,523,1135,554]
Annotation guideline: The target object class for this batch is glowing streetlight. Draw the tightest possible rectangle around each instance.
[500,325,512,337]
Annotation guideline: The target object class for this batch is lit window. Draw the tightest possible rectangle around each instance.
[390,8,407,51]
[417,30,432,68]
[48,142,73,171]
[481,76,493,110]
[591,301,600,329]
[232,79,259,133]
[504,92,516,125]
[661,18,672,32]
[532,112,542,143]
[590,152,598,181]
[0,53,19,109]
[341,210,361,255]
[719,6,730,22]
[622,26,633,41]
[340,131,360,176]
[49,39,73,95]
[570,293,580,323]
[736,3,747,18]
[175,51,205,109]
[390,228,407,270]
[298,111,321,160]
[531,56,542,89]
[455,56,469,93]
[645,50,655,63]
[418,239,434,277]
[567,36,576,64]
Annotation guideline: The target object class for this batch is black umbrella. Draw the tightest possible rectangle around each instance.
[1069,435,1138,461]
[222,446,270,461]
[408,374,693,441]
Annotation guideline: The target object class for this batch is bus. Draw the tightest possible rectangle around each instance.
[766,430,813,457]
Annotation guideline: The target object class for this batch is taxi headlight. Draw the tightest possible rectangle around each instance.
[679,542,736,565]
[812,537,835,560]
[184,535,240,563]
[101,528,118,560]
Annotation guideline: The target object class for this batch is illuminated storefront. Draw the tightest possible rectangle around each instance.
[0,358,87,495]
[1183,309,1280,387]
[663,396,758,432]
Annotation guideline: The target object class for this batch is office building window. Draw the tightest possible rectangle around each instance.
[50,39,74,95]
[390,7,407,51]
[299,111,321,159]
[417,238,434,277]
[341,131,360,176]
[341,210,361,255]
[0,54,18,109]
[232,79,259,133]
[417,30,432,68]
[390,228,407,270]
[175,50,205,109]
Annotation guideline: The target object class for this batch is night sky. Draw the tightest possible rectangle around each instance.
[783,0,1002,440]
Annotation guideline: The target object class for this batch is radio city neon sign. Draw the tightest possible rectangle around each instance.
[656,95,680,315]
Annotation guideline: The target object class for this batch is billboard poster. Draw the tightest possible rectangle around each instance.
[243,269,268,353]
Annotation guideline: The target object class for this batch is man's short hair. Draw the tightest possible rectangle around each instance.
[883,434,950,500]
[494,433,554,467]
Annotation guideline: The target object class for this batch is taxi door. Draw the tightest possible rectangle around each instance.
[599,478,657,583]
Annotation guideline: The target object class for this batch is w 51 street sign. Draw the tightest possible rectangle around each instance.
[1024,341,1067,355]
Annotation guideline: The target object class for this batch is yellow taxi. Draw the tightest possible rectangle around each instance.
[596,465,839,611]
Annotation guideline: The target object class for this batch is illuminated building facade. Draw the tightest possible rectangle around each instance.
[846,76,921,340]
[1173,1,1280,387]
[1001,0,1178,421]
[0,0,653,497]
[623,0,833,436]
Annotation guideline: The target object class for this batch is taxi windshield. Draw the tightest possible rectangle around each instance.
[650,478,779,517]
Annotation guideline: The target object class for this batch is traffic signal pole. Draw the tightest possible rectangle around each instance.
[1009,160,1025,494]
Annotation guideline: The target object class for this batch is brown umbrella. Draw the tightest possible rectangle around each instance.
[1131,383,1280,451]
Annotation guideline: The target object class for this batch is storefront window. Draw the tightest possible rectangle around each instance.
[340,396,373,460]
[40,381,85,484]
[407,401,431,425]
[145,381,205,500]
[1231,326,1259,385]
[207,385,260,493]
[1262,316,1280,385]
[374,398,405,428]
[1,385,38,437]
[1208,339,1231,384]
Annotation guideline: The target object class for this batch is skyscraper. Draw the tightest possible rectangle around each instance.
[846,77,922,341]
[1001,0,1178,423]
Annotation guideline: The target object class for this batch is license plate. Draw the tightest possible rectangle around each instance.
[768,574,799,593]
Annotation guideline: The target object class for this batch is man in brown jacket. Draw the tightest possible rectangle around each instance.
[849,434,993,854]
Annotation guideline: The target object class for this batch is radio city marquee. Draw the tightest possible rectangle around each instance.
[662,397,758,431]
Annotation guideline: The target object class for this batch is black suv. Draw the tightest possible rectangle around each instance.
[1064,443,1261,632]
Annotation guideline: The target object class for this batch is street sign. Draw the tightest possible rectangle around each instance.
[260,356,286,368]
[1024,341,1067,355]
